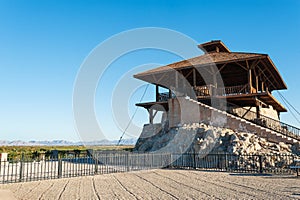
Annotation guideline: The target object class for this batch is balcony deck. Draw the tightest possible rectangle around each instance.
[136,84,286,112]
[194,84,286,112]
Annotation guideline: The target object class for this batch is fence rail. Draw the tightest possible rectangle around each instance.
[0,152,299,184]
[0,153,171,184]
[171,153,296,174]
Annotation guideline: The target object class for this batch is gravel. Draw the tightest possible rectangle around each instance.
[1,169,300,199]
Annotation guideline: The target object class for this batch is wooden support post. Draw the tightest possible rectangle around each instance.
[248,69,252,93]
[241,107,253,118]
[153,110,158,119]
[149,108,153,124]
[261,81,264,92]
[193,68,196,87]
[175,72,178,88]
[256,76,259,93]
[183,77,186,96]
[156,85,159,102]
[211,67,217,96]
[255,97,261,119]
[256,106,260,119]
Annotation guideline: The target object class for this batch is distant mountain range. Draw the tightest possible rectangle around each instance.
[0,138,137,146]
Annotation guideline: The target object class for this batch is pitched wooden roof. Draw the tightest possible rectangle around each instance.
[134,41,287,90]
[135,52,263,75]
[198,40,230,53]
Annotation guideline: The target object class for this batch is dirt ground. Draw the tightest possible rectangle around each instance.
[0,169,300,200]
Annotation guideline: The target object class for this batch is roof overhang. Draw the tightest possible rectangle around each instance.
[134,53,287,90]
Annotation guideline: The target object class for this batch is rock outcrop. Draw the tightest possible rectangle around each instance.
[134,122,300,156]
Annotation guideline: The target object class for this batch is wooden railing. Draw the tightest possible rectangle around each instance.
[225,101,300,140]
[193,85,214,97]
[158,92,176,102]
[160,84,251,101]
[158,86,300,140]
[216,85,250,96]
[194,84,250,97]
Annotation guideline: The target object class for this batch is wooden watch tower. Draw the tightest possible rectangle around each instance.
[134,40,287,126]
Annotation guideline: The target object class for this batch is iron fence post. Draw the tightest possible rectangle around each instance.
[94,154,98,174]
[225,153,228,171]
[19,154,24,182]
[193,153,196,169]
[126,153,130,172]
[259,155,263,173]
[58,158,62,178]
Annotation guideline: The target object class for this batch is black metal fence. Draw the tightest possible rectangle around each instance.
[0,152,171,184]
[0,152,298,184]
[170,153,296,174]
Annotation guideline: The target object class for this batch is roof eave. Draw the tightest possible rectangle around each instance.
[265,55,288,90]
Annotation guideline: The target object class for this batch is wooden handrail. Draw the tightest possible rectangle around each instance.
[225,101,300,139]
[194,84,250,97]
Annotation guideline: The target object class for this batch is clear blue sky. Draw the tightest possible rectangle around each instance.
[0,0,300,141]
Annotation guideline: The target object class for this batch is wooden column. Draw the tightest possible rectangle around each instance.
[211,67,217,96]
[256,76,259,93]
[155,85,159,102]
[261,81,265,92]
[175,71,178,88]
[193,68,196,87]
[149,108,153,124]
[169,89,172,99]
[255,98,261,119]
[183,75,186,96]
[248,68,252,93]
[256,106,260,119]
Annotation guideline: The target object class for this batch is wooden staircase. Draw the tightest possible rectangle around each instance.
[186,98,300,145]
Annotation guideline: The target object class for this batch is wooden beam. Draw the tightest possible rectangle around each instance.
[175,71,178,88]
[149,108,153,124]
[235,62,248,71]
[248,68,252,93]
[156,85,159,102]
[256,76,259,92]
[153,110,158,118]
[256,65,268,79]
[256,106,260,119]
[151,74,157,83]
[259,60,281,90]
[252,66,257,77]
[193,68,196,87]
[196,66,213,75]
[241,106,253,118]
[156,73,167,84]
[218,63,227,72]
[184,69,193,78]
[249,59,261,70]
[211,66,217,96]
